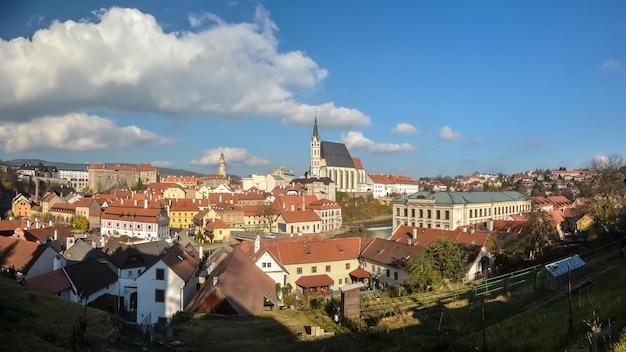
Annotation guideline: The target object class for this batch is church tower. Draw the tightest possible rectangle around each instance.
[310,116,321,178]
[218,150,227,177]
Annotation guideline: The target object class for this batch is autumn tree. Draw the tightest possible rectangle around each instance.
[516,207,548,259]
[74,217,89,230]
[405,238,468,291]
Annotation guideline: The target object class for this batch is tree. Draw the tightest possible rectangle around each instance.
[516,207,547,259]
[74,217,89,230]
[132,178,146,192]
[405,238,468,291]
[405,250,443,292]
[591,153,626,197]
[260,203,280,232]
[427,238,468,282]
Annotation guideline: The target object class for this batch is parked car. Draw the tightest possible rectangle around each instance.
[265,233,276,238]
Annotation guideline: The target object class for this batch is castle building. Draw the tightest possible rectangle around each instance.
[308,117,367,193]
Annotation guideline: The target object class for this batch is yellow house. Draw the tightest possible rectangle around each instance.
[168,198,210,229]
[12,194,32,218]
[576,214,594,232]
[163,185,187,199]
[241,236,367,290]
[202,217,232,242]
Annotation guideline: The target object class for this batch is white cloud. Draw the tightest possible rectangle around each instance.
[152,161,175,168]
[341,131,415,153]
[190,147,271,167]
[0,6,369,128]
[0,113,173,153]
[438,126,462,140]
[391,123,419,135]
[599,59,622,71]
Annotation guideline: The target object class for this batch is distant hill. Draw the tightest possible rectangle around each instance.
[5,159,205,177]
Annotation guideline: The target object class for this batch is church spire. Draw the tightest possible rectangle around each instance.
[312,113,319,141]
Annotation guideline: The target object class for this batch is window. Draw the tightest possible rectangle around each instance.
[436,210,440,219]
[156,268,165,280]
[155,289,165,303]
[311,266,317,274]
[127,270,132,278]
[262,262,272,268]
[386,269,390,277]
[296,267,302,275]
[394,272,398,280]
[345,263,351,270]
[325,265,331,273]
[339,278,343,285]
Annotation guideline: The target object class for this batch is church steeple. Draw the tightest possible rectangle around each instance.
[312,115,319,141]
[218,150,227,177]
[309,114,321,178]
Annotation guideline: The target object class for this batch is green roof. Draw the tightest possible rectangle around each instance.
[393,191,529,204]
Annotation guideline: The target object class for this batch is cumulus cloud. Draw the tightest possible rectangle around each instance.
[0,6,369,128]
[438,126,462,140]
[190,147,271,167]
[391,123,419,135]
[0,113,173,153]
[341,131,415,153]
[599,59,622,71]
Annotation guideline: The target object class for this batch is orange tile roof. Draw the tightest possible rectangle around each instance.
[295,274,333,288]
[161,243,201,282]
[281,210,321,223]
[0,236,47,273]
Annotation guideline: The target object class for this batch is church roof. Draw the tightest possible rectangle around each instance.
[320,141,354,168]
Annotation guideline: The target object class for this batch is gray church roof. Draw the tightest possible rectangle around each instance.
[321,141,354,168]
[394,191,529,204]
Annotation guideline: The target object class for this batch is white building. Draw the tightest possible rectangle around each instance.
[368,174,420,198]
[100,199,171,242]
[392,191,531,231]
[59,169,89,190]
[135,244,201,325]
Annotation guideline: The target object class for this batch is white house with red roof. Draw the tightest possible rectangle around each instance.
[135,243,201,325]
[368,174,420,198]
[100,199,170,242]
[389,225,494,282]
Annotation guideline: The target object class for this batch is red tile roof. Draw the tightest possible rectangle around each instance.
[281,210,321,223]
[161,243,201,282]
[0,236,47,273]
[25,268,71,295]
[349,268,371,279]
[295,274,333,288]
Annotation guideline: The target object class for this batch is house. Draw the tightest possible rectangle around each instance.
[0,236,64,281]
[185,245,277,316]
[11,193,32,218]
[25,258,118,304]
[62,238,106,265]
[100,199,170,242]
[389,225,494,283]
[72,197,101,228]
[201,217,230,242]
[240,235,367,291]
[360,238,420,288]
[135,243,201,325]
[168,198,210,229]
[277,209,322,235]
[101,239,170,314]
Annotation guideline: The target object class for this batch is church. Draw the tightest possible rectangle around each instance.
[308,117,368,193]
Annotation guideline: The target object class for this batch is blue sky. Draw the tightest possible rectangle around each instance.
[0,1,624,179]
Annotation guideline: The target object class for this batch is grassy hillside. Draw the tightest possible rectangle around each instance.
[2,261,625,351]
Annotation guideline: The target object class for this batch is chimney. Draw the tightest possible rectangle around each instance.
[144,199,148,209]
[49,220,53,227]
[134,200,137,206]
[198,246,203,260]
[412,228,417,240]
[54,230,58,241]
[407,238,412,245]
[213,276,218,286]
